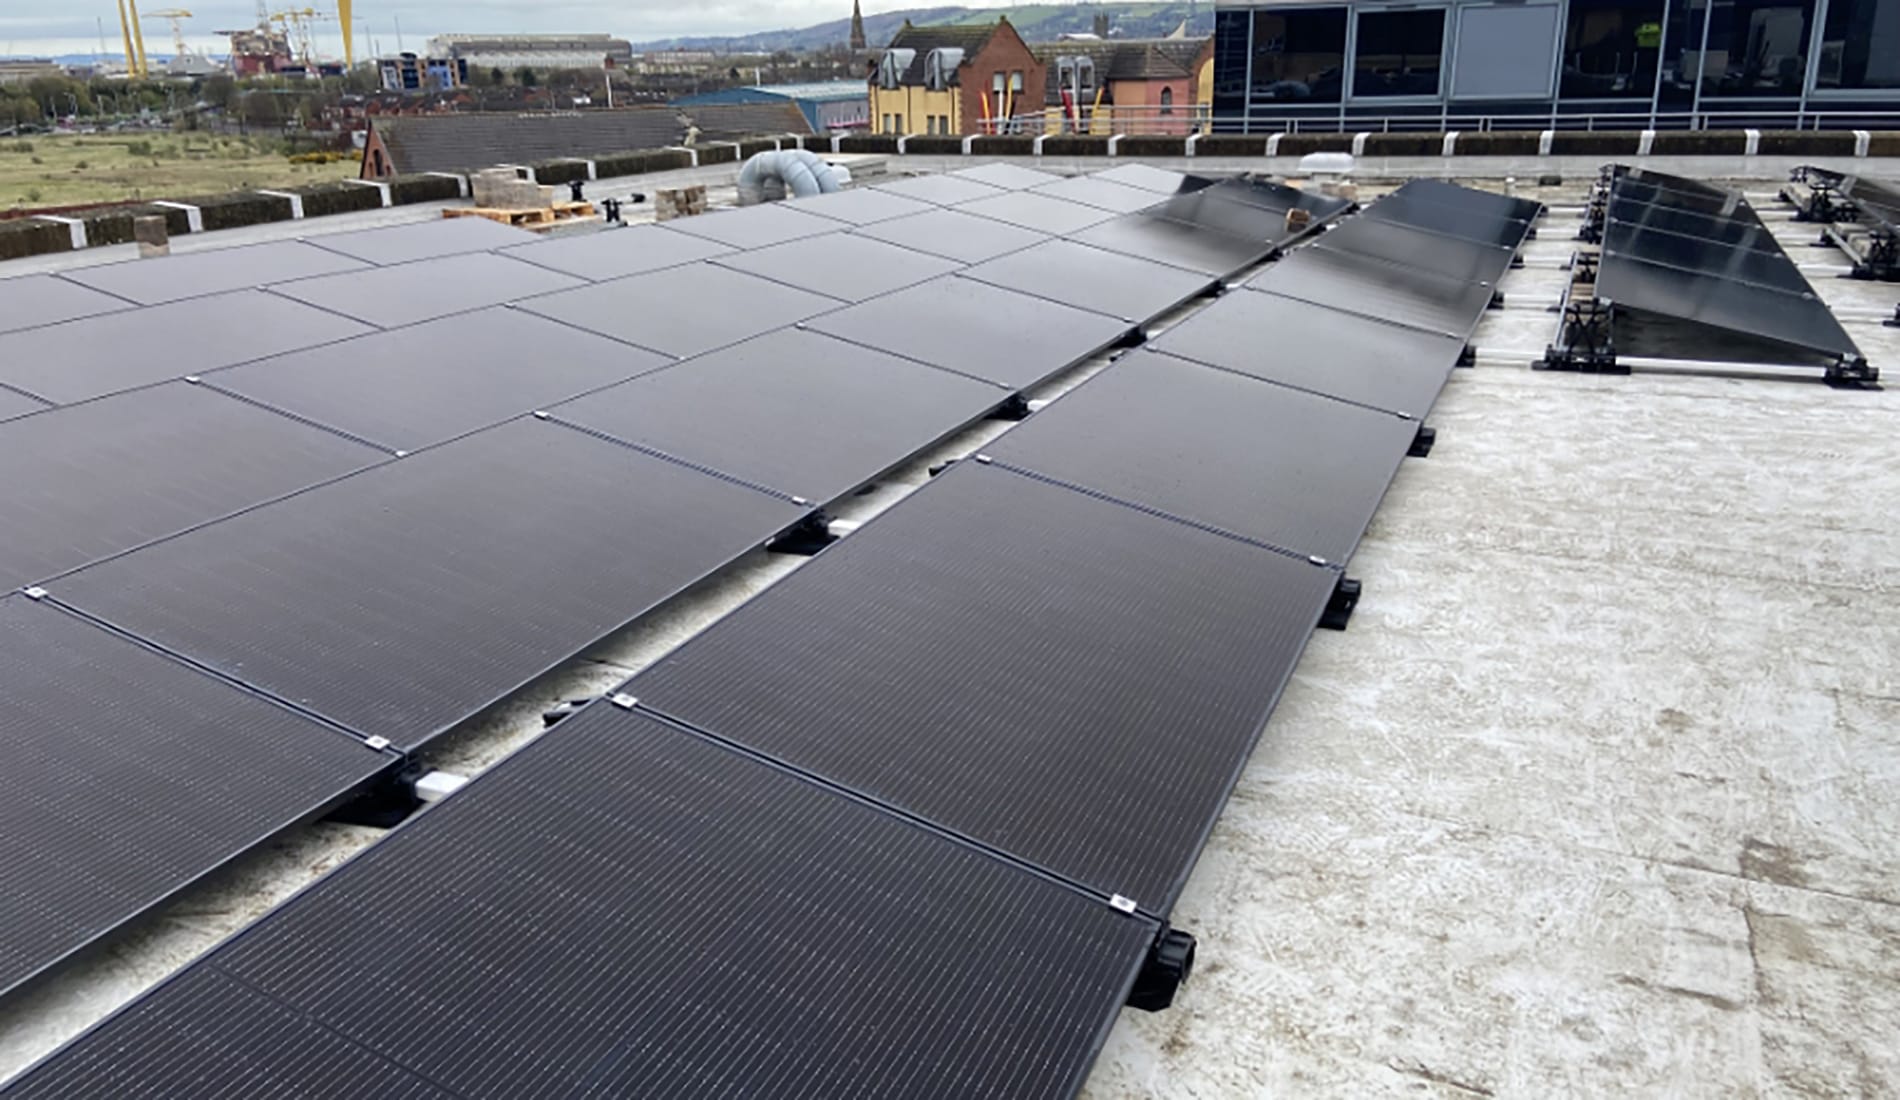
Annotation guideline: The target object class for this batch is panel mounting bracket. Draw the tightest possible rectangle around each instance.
[1536,298,1622,374]
[1408,424,1437,458]
[766,512,837,556]
[1825,354,1880,389]
[1318,575,1361,632]
[1126,924,1196,1012]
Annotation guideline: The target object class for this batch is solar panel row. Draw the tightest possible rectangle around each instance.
[1595,166,1862,362]
[0,168,1288,1003]
[2,177,1519,1098]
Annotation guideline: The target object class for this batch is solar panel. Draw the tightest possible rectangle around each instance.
[1031,174,1169,214]
[784,186,938,226]
[955,191,1119,236]
[0,381,382,591]
[983,350,1418,563]
[1069,213,1274,276]
[268,252,585,329]
[1314,217,1521,285]
[50,417,809,750]
[0,290,373,405]
[874,173,1008,206]
[0,275,131,334]
[1088,163,1197,194]
[958,239,1218,324]
[630,459,1337,910]
[950,162,1064,190]
[0,594,393,999]
[1149,289,1465,416]
[4,706,1154,1099]
[1380,178,1544,226]
[1362,189,1536,250]
[1594,251,1859,359]
[205,308,670,452]
[549,328,1006,504]
[849,207,1050,263]
[61,240,367,305]
[710,232,962,303]
[806,275,1133,389]
[1246,246,1497,340]
[1605,195,1786,254]
[1601,217,1810,293]
[308,216,538,265]
[520,263,843,358]
[654,203,847,249]
[500,224,734,281]
[1147,177,1349,243]
[0,385,47,422]
[1594,168,1861,362]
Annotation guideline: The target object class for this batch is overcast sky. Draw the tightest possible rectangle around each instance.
[1,0,979,57]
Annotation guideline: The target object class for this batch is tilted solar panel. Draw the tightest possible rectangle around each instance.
[519,262,843,358]
[629,459,1337,911]
[711,231,962,303]
[0,275,127,335]
[309,216,537,266]
[1,706,1156,1099]
[267,251,585,329]
[849,207,1050,263]
[957,239,1218,325]
[501,223,735,281]
[1246,245,1497,340]
[0,594,394,999]
[61,240,367,305]
[49,417,809,750]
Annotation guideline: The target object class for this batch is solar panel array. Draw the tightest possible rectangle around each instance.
[1,169,1537,1098]
[1596,167,1862,362]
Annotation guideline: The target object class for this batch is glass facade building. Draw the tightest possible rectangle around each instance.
[1212,0,1900,127]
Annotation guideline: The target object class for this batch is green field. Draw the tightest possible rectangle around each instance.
[0,133,358,210]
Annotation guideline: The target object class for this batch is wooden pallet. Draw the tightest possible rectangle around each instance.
[443,200,595,228]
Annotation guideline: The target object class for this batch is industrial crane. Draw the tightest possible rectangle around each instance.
[142,9,194,63]
[115,0,150,77]
[269,7,336,68]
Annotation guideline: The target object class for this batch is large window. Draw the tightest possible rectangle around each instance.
[1701,0,1815,95]
[1251,7,1348,102]
[1560,0,1665,97]
[1815,0,1900,90]
[1353,8,1447,97]
[1213,9,1251,117]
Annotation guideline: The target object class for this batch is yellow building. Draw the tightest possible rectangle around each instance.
[867,19,1044,136]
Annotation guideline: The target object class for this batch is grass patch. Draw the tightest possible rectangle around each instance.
[0,133,357,209]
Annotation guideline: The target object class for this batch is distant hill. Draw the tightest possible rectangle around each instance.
[632,3,1215,53]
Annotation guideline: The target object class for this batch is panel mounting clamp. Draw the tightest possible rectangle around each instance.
[364,735,391,751]
[611,693,639,709]
[21,586,47,600]
[1108,893,1138,914]
[973,453,993,464]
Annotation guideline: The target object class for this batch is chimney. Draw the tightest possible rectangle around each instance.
[1093,12,1111,37]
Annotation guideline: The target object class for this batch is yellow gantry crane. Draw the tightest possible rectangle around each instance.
[268,7,338,68]
[143,9,194,63]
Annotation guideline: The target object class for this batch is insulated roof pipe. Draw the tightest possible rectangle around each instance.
[737,148,845,206]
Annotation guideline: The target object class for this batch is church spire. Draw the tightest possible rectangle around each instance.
[849,0,867,50]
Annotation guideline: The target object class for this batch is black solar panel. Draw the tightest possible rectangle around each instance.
[1602,217,1810,293]
[520,262,843,358]
[1377,178,1544,228]
[1596,168,1861,361]
[711,232,962,303]
[1069,213,1274,276]
[958,239,1218,324]
[850,207,1050,263]
[61,240,367,305]
[0,275,132,334]
[984,350,1418,562]
[500,224,734,281]
[1314,217,1520,285]
[50,417,809,749]
[807,275,1133,389]
[874,173,1008,206]
[1088,163,1196,194]
[1246,246,1497,339]
[655,203,847,249]
[0,290,373,405]
[550,328,1006,504]
[630,459,1337,910]
[205,307,670,452]
[0,594,392,999]
[1605,195,1785,254]
[3,706,1153,1099]
[310,217,537,265]
[951,162,1064,190]
[956,191,1120,236]
[1031,175,1168,214]
[1363,189,1536,250]
[1595,252,1859,359]
[1157,177,1350,239]
[1149,289,1465,416]
[0,381,383,590]
[268,252,584,329]
[0,385,47,422]
[786,186,938,226]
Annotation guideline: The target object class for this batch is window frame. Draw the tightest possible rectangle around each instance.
[1347,4,1453,102]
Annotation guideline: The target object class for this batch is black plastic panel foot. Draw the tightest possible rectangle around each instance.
[1825,355,1881,389]
[766,513,836,556]
[542,697,598,728]
[1114,326,1148,350]
[989,394,1031,422]
[1456,345,1475,367]
[1408,424,1436,458]
[1885,305,1900,328]
[1127,925,1196,1012]
[1319,575,1361,632]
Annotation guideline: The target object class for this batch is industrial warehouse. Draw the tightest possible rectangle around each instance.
[0,53,1897,1098]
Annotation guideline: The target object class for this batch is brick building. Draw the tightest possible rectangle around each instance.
[867,19,1046,135]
